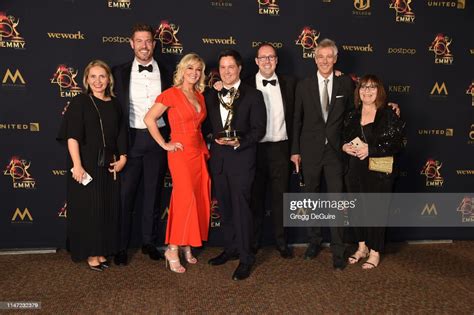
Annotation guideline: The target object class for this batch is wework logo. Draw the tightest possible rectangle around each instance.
[47,31,85,40]
[202,36,237,45]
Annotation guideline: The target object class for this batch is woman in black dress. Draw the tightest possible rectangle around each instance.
[57,60,127,271]
[342,74,404,269]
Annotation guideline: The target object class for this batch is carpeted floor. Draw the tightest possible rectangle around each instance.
[1,241,473,314]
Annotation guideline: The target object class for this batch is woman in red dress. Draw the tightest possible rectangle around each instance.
[144,53,210,273]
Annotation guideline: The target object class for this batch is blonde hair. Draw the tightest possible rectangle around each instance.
[83,59,115,97]
[173,53,206,93]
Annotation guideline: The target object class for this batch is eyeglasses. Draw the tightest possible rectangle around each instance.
[257,55,276,62]
[360,84,377,91]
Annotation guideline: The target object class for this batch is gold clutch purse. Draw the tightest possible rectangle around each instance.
[368,156,394,174]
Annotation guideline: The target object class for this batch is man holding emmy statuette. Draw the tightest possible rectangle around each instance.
[205,49,266,281]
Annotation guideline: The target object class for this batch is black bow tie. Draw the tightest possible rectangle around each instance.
[262,79,277,86]
[138,64,153,73]
[219,87,234,97]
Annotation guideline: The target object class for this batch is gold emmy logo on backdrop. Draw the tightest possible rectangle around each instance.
[3,156,36,189]
[58,202,67,218]
[107,0,131,9]
[420,159,444,187]
[155,20,183,55]
[389,0,415,23]
[11,208,33,223]
[0,12,26,49]
[50,65,82,98]
[353,0,371,15]
[210,199,221,228]
[466,82,474,107]
[258,0,280,16]
[421,203,438,216]
[430,82,448,96]
[429,34,454,65]
[295,27,320,59]
[206,69,220,90]
[457,197,474,223]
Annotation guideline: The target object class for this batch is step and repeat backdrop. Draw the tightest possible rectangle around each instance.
[1,0,473,249]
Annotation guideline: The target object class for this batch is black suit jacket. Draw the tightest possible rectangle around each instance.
[204,82,267,175]
[245,74,296,147]
[291,73,355,163]
[112,60,171,139]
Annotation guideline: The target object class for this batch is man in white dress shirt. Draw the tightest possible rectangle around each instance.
[246,43,296,258]
[112,24,170,265]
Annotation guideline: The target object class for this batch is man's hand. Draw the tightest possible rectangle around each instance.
[388,102,401,117]
[290,154,301,173]
[215,138,240,148]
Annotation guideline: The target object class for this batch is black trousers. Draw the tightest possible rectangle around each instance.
[302,144,345,258]
[251,140,290,248]
[213,168,255,265]
[119,128,167,250]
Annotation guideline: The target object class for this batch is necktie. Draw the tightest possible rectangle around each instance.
[322,79,329,113]
[138,64,153,72]
[262,79,277,86]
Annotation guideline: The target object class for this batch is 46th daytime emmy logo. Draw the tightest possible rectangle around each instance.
[3,156,36,189]
[429,34,454,65]
[50,65,82,98]
[107,0,131,9]
[466,82,474,106]
[420,159,444,187]
[206,68,220,90]
[58,202,67,218]
[389,0,415,23]
[0,12,26,49]
[257,0,280,16]
[457,197,474,223]
[210,198,221,228]
[295,27,320,59]
[155,20,183,55]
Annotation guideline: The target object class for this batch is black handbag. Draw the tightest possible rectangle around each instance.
[89,96,116,167]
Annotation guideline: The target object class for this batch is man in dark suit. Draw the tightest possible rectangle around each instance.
[291,38,355,270]
[112,24,170,265]
[206,49,267,280]
[246,43,296,258]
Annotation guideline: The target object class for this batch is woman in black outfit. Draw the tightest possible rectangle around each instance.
[342,74,404,269]
[57,60,127,271]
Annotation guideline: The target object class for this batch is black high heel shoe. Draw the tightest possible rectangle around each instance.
[100,260,110,269]
[88,264,104,272]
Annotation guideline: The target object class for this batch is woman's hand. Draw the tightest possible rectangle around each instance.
[109,155,127,173]
[342,143,357,157]
[355,143,369,160]
[71,165,86,183]
[163,141,184,152]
